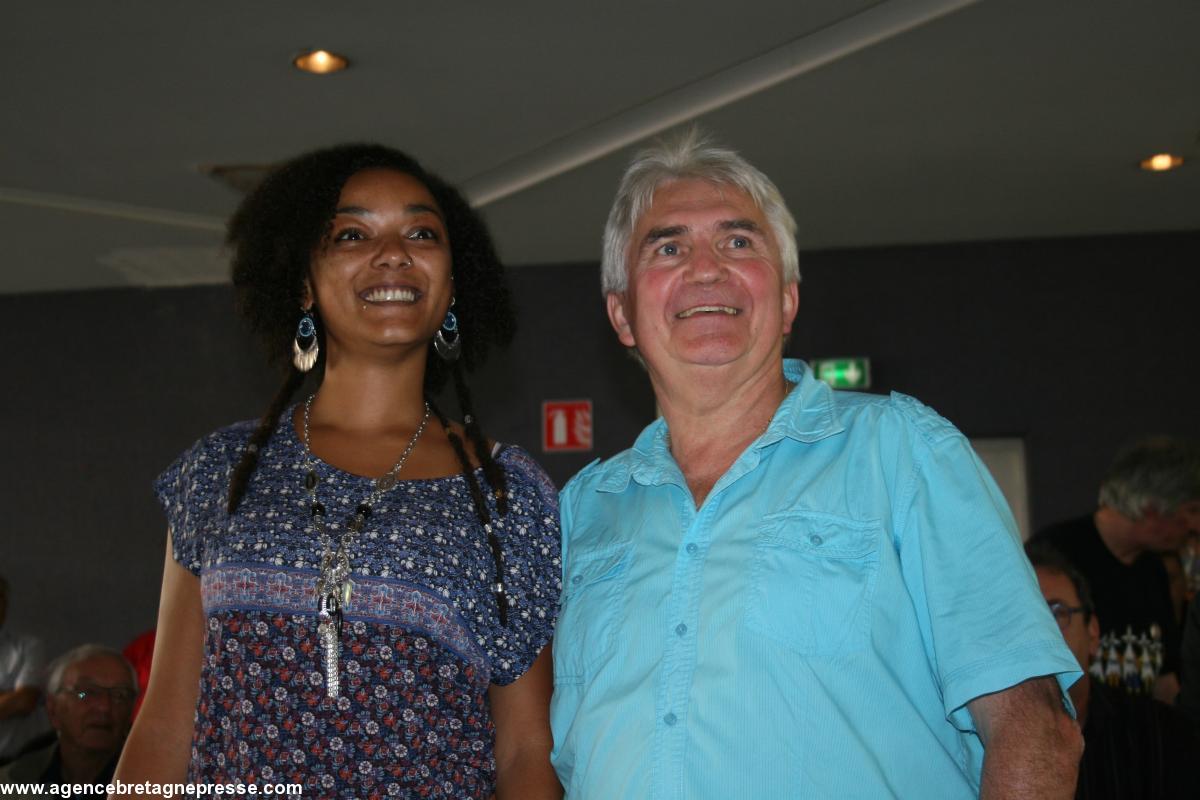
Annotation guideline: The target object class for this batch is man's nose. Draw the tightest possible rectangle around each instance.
[684,246,727,283]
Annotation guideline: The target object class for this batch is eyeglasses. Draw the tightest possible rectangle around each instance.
[1047,601,1088,630]
[60,685,136,706]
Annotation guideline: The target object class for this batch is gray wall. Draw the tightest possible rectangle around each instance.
[2,230,1197,663]
[788,231,1200,527]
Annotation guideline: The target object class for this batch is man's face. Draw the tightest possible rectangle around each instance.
[1134,501,1197,553]
[606,179,798,381]
[46,655,135,756]
[1035,567,1099,671]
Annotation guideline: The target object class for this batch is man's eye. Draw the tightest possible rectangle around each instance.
[730,236,750,249]
[657,243,680,257]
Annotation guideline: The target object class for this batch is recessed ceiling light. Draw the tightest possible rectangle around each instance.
[293,49,349,75]
[1139,153,1183,172]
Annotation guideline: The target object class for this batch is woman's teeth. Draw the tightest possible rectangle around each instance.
[363,287,417,302]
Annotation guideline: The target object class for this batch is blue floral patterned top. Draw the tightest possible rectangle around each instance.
[155,409,562,799]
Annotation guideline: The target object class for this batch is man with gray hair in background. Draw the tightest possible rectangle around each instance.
[1035,437,1200,705]
[550,129,1084,798]
[0,645,137,796]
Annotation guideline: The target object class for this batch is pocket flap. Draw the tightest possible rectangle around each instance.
[758,509,879,558]
[565,544,630,594]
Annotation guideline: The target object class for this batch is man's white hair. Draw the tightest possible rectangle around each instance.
[46,644,138,695]
[600,127,799,295]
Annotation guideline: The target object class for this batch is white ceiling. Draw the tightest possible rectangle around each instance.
[1,0,1197,294]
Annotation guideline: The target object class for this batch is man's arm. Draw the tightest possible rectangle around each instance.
[0,686,41,719]
[968,676,1083,800]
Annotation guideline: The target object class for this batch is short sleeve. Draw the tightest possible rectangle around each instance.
[892,402,1081,730]
[153,433,236,575]
[12,635,46,689]
[487,446,563,685]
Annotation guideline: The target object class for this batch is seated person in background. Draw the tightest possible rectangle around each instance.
[1027,542,1197,799]
[1179,592,1200,726]
[0,574,47,764]
[0,645,136,795]
[119,629,154,721]
[1161,551,1188,626]
[1034,437,1200,703]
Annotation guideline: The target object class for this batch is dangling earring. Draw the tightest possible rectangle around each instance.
[434,298,462,362]
[293,308,319,372]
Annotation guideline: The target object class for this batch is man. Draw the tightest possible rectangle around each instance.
[0,645,136,795]
[1026,543,1196,799]
[550,130,1083,798]
[1034,438,1200,703]
[1179,590,1200,724]
[0,575,47,763]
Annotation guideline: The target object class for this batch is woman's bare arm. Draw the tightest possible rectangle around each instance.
[112,534,205,796]
[489,646,561,800]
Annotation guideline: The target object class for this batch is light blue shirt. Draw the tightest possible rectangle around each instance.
[551,360,1080,799]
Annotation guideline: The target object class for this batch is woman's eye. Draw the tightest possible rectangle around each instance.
[333,228,365,242]
[408,227,439,241]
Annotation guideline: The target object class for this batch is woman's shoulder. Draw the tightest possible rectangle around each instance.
[164,411,293,479]
[178,418,263,464]
[494,444,559,504]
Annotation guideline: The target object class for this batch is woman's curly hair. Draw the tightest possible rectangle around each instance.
[228,143,514,390]
[224,144,516,525]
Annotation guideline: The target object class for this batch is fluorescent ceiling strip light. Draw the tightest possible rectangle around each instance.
[0,186,225,232]
[464,0,980,207]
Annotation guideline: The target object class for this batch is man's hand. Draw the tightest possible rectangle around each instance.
[0,686,41,720]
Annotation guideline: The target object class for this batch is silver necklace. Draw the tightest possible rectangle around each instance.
[301,395,431,698]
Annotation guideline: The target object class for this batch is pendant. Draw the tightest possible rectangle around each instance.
[318,593,342,698]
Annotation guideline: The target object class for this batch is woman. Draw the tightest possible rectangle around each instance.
[115,145,562,799]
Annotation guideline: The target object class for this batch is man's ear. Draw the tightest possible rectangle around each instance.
[781,282,799,335]
[1087,613,1101,659]
[607,292,636,348]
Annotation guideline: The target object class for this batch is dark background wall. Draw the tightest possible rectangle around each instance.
[2,230,1197,661]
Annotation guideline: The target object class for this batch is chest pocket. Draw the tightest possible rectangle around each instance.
[745,510,880,657]
[553,542,631,685]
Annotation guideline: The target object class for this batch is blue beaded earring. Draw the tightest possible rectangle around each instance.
[433,298,461,362]
[292,308,319,372]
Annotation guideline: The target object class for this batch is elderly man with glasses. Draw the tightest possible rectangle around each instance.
[1026,542,1196,799]
[0,644,137,796]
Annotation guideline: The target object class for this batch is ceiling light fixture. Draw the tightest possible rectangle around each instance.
[1139,153,1183,172]
[293,49,349,75]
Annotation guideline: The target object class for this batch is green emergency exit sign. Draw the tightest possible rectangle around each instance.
[813,358,871,389]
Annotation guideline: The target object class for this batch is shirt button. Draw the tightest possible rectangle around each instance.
[675,623,687,636]
[809,534,824,546]
[571,574,583,585]
[664,712,677,726]
[686,543,698,555]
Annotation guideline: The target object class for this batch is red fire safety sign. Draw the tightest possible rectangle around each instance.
[542,400,593,452]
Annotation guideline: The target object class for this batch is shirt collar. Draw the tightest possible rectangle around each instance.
[596,359,845,492]
[762,359,846,446]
